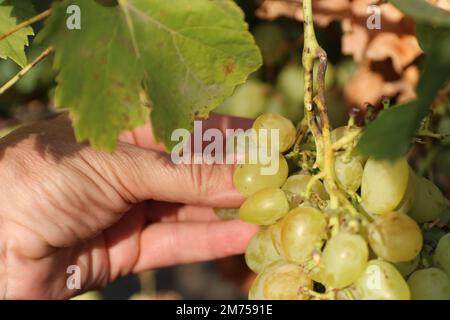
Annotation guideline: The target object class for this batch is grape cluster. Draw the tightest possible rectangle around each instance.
[232,112,450,300]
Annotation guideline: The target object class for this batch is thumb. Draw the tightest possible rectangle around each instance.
[97,142,244,208]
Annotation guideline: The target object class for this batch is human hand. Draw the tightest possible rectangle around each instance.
[0,113,257,299]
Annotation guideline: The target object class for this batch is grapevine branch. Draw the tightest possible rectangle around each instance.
[302,0,322,167]
[0,47,54,96]
[302,0,366,219]
[0,9,52,42]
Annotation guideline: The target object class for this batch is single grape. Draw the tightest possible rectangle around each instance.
[282,174,329,206]
[434,233,450,276]
[249,262,313,300]
[407,268,450,300]
[233,154,288,197]
[361,158,410,215]
[368,211,423,262]
[245,228,282,274]
[281,207,327,264]
[353,260,410,300]
[394,255,421,277]
[335,154,363,193]
[408,175,448,223]
[240,188,289,225]
[252,113,296,153]
[319,233,369,289]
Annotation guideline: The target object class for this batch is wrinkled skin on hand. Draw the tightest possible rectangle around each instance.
[0,114,257,299]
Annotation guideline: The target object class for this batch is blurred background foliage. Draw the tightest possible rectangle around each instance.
[0,0,449,299]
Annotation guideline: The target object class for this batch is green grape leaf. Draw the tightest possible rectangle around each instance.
[0,0,35,67]
[122,0,262,149]
[38,0,261,150]
[390,0,450,28]
[358,24,450,160]
[38,0,147,151]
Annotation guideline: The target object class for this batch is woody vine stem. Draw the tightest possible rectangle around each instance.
[301,0,369,222]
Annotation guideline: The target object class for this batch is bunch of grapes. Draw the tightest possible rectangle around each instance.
[230,112,450,300]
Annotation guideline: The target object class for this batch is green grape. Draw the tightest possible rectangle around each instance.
[281,207,327,264]
[408,268,450,300]
[361,158,410,215]
[282,174,329,206]
[408,174,448,223]
[233,154,288,197]
[215,80,267,119]
[394,255,420,277]
[240,188,289,225]
[252,113,296,153]
[249,262,313,300]
[319,233,369,289]
[213,208,239,220]
[434,233,450,276]
[335,154,363,193]
[276,64,305,105]
[245,228,282,274]
[353,260,410,300]
[368,211,423,262]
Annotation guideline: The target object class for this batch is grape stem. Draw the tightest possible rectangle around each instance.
[293,118,309,152]
[302,0,322,167]
[416,130,450,140]
[302,0,365,219]
[332,128,362,151]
